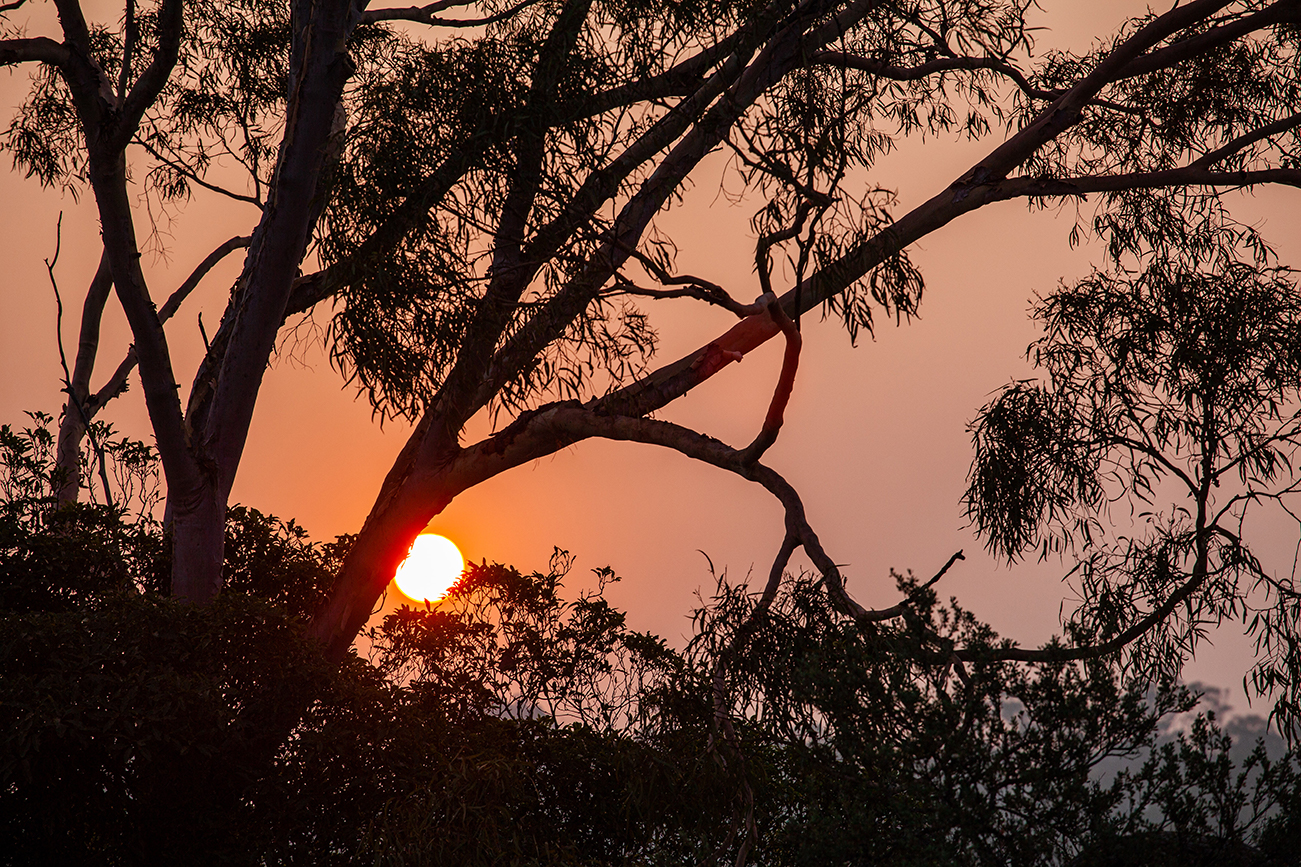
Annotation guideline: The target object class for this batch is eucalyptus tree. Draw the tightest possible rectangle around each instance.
[966,252,1301,731]
[2,0,1301,703]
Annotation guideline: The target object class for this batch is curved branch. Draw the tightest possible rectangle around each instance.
[361,0,543,28]
[606,274,764,316]
[463,404,1220,666]
[739,294,800,465]
[966,563,1213,664]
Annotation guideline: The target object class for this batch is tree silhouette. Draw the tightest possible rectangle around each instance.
[3,0,1301,767]
[967,249,1301,731]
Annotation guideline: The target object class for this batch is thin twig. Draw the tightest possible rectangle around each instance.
[133,137,264,208]
[46,214,115,508]
[740,294,801,464]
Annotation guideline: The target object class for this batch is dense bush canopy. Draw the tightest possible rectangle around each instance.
[3,425,1300,865]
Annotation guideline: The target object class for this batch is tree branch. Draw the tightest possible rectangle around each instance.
[606,274,764,316]
[739,294,800,465]
[582,30,748,116]
[469,0,885,414]
[55,249,113,504]
[133,137,266,208]
[810,51,1054,99]
[45,216,115,507]
[115,0,184,149]
[422,0,594,445]
[1191,111,1301,169]
[1115,0,1301,81]
[476,0,1261,437]
[965,563,1214,665]
[115,0,136,99]
[85,235,251,417]
[606,238,766,317]
[0,37,70,66]
[987,167,1301,201]
[361,0,543,27]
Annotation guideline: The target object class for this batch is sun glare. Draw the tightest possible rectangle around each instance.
[393,534,464,603]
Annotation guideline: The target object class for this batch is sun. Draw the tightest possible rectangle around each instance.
[393,534,464,603]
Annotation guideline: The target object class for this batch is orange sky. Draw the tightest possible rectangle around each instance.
[2,1,1297,701]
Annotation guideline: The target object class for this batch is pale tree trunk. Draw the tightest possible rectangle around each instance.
[39,0,353,600]
[167,0,355,601]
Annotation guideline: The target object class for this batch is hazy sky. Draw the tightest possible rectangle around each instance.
[2,1,1297,702]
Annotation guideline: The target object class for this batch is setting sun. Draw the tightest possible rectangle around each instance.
[393,534,464,603]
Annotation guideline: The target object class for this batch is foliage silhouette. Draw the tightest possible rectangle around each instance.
[5,0,1301,860]
[966,248,1301,734]
[3,432,1300,864]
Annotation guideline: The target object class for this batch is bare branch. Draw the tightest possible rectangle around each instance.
[606,274,765,316]
[987,167,1301,202]
[968,561,1214,665]
[754,200,813,299]
[853,551,967,624]
[54,249,113,504]
[810,51,1055,100]
[45,215,115,507]
[739,295,801,465]
[158,235,252,322]
[361,0,543,28]
[50,0,96,57]
[361,0,465,20]
[606,238,764,317]
[86,235,251,416]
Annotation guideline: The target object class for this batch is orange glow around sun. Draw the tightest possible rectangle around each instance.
[393,534,464,603]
